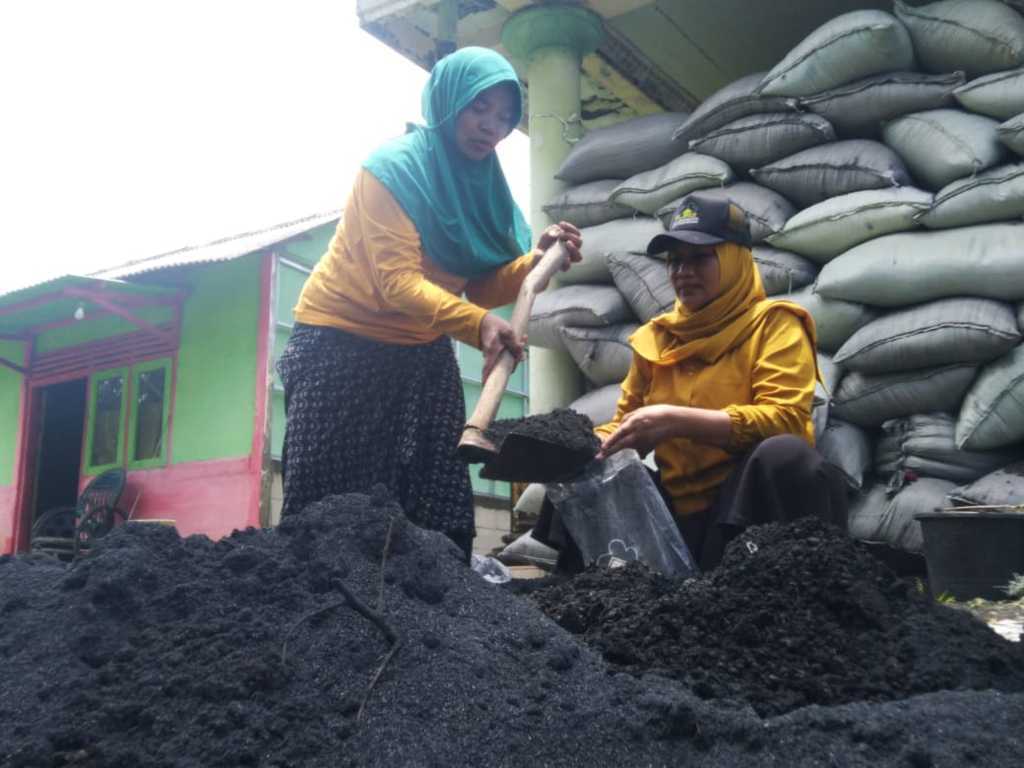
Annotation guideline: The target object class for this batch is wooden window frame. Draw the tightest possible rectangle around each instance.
[127,357,173,470]
[83,366,129,476]
[82,356,174,477]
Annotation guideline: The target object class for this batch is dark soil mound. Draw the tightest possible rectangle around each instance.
[2,497,1024,767]
[531,517,1024,717]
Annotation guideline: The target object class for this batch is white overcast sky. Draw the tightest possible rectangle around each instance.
[1,0,530,293]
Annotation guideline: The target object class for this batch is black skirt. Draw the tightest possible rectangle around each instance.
[276,323,475,541]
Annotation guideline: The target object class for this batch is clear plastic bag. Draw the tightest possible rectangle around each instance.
[470,554,512,584]
[546,449,698,578]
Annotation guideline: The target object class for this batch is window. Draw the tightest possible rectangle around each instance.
[84,357,173,475]
[129,359,172,467]
[86,369,126,472]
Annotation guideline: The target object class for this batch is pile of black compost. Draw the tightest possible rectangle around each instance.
[531,517,1024,718]
[0,495,1022,767]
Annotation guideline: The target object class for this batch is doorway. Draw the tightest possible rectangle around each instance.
[31,378,87,523]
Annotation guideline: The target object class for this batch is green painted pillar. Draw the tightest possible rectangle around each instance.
[502,5,603,415]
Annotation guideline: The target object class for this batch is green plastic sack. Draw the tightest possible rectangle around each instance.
[895,0,1024,77]
[766,187,931,263]
[816,224,1024,307]
[758,10,914,97]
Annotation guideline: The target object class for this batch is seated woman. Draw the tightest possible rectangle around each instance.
[594,194,847,570]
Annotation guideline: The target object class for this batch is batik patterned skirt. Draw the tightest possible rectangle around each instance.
[276,323,475,542]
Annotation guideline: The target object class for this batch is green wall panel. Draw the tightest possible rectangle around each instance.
[0,341,25,485]
[276,266,309,324]
[171,257,261,463]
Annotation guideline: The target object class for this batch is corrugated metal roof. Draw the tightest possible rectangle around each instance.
[92,209,341,280]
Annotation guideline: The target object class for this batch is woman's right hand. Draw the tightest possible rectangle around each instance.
[479,312,525,382]
[534,221,583,273]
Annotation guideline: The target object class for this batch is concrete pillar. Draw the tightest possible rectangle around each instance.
[502,5,604,415]
[436,0,457,59]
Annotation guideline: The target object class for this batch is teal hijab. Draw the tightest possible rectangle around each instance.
[363,47,532,279]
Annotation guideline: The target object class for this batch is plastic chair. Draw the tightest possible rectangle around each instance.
[31,469,127,560]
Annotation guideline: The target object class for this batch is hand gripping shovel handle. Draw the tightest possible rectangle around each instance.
[461,241,568,440]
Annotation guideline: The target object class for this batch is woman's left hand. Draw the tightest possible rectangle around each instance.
[597,405,684,460]
[535,221,583,271]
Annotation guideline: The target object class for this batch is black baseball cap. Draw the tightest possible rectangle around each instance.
[646,194,751,256]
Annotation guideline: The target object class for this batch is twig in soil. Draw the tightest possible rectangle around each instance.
[358,638,402,721]
[363,516,399,720]
[279,525,403,720]
[377,516,394,613]
[279,578,398,664]
[280,599,347,664]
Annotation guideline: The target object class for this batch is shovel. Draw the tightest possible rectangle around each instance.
[456,241,596,483]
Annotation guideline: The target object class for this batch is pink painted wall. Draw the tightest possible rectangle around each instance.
[79,457,259,541]
[0,485,15,553]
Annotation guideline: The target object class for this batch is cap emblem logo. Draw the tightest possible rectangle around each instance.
[672,206,700,229]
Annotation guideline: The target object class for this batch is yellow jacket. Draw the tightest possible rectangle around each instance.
[294,169,534,346]
[595,304,817,518]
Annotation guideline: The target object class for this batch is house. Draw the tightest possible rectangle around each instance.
[0,212,526,555]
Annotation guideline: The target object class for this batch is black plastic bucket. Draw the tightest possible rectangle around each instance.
[916,512,1024,601]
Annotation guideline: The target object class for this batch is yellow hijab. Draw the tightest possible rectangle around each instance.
[630,242,818,366]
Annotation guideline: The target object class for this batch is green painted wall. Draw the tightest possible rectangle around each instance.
[0,341,26,485]
[171,256,262,464]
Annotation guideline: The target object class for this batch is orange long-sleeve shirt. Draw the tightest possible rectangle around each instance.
[595,309,816,518]
[294,169,535,346]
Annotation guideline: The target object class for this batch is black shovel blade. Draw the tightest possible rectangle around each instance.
[478,432,595,483]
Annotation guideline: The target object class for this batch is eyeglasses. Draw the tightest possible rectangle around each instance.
[666,250,717,273]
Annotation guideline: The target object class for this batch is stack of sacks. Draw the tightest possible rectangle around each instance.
[520,1,1024,556]
[746,0,1024,553]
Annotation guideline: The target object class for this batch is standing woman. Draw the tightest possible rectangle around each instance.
[277,47,580,559]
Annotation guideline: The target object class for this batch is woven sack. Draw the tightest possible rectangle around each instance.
[883,109,1006,190]
[528,285,634,351]
[688,113,834,174]
[555,112,689,185]
[758,10,914,97]
[833,297,1021,374]
[954,68,1024,120]
[672,72,798,145]
[848,479,957,552]
[766,187,932,263]
[560,218,664,286]
[957,344,1024,450]
[542,180,633,229]
[833,364,977,427]
[751,140,911,208]
[816,223,1024,307]
[799,71,964,139]
[895,0,1024,77]
[610,154,733,215]
[775,288,879,354]
[561,324,638,387]
[999,113,1024,154]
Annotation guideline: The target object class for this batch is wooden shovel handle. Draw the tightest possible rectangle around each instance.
[464,241,568,433]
